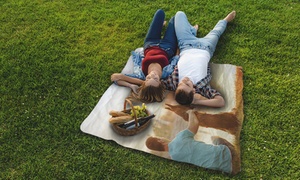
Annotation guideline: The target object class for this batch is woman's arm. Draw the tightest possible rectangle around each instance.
[115,80,140,94]
[111,73,144,85]
[191,95,225,108]
[111,73,144,93]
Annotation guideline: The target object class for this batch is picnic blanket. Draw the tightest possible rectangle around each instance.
[80,48,244,175]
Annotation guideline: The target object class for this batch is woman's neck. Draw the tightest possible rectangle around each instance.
[148,63,162,77]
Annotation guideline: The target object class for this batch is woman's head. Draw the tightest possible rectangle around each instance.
[144,71,160,87]
[131,71,165,102]
[132,81,165,103]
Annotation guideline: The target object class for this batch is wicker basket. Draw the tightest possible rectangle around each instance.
[111,99,153,136]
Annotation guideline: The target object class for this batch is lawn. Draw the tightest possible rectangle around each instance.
[0,0,299,179]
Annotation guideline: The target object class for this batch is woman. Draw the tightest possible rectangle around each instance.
[111,9,178,102]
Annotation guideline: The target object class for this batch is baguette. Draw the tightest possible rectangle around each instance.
[109,110,129,117]
[109,115,133,124]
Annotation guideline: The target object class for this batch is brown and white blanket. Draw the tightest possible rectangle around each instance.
[80,48,244,175]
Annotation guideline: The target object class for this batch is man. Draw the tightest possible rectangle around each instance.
[162,11,236,106]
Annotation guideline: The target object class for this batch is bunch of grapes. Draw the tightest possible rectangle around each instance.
[130,103,148,118]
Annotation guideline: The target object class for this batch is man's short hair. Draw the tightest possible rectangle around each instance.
[175,89,194,105]
[145,137,167,151]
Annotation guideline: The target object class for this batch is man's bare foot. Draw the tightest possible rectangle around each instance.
[224,11,236,22]
[194,24,199,31]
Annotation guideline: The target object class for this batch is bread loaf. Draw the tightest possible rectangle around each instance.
[109,115,133,124]
[109,110,129,117]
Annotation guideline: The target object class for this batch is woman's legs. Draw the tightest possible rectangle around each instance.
[143,9,165,50]
[159,16,177,58]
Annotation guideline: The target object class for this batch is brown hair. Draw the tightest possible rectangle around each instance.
[175,89,194,105]
[131,82,165,103]
[145,137,168,151]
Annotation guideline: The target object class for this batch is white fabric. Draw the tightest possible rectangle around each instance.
[80,48,243,169]
[178,49,210,84]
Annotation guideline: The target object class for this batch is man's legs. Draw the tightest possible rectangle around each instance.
[201,11,236,57]
[201,20,228,57]
[143,9,165,50]
[174,11,198,47]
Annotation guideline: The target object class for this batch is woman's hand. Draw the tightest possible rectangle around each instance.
[111,73,123,82]
[130,84,139,94]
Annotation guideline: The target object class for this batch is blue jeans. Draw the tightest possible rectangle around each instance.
[174,11,228,57]
[143,9,177,59]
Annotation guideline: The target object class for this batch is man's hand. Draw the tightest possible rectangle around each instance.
[192,95,225,108]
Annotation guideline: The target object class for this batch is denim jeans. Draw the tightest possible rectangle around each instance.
[174,11,228,58]
[143,9,177,59]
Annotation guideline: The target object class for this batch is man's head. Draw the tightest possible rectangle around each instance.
[175,77,195,105]
[145,137,169,151]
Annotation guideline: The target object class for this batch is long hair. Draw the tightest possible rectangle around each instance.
[175,89,194,105]
[131,82,165,103]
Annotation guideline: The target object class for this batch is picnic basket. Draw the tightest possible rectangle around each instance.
[111,98,153,136]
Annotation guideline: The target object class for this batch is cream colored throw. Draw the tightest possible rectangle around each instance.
[80,48,244,175]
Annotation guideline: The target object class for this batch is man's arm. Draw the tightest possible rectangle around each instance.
[187,110,199,134]
[192,95,225,108]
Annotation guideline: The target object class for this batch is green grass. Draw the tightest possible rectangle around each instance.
[1,0,299,179]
